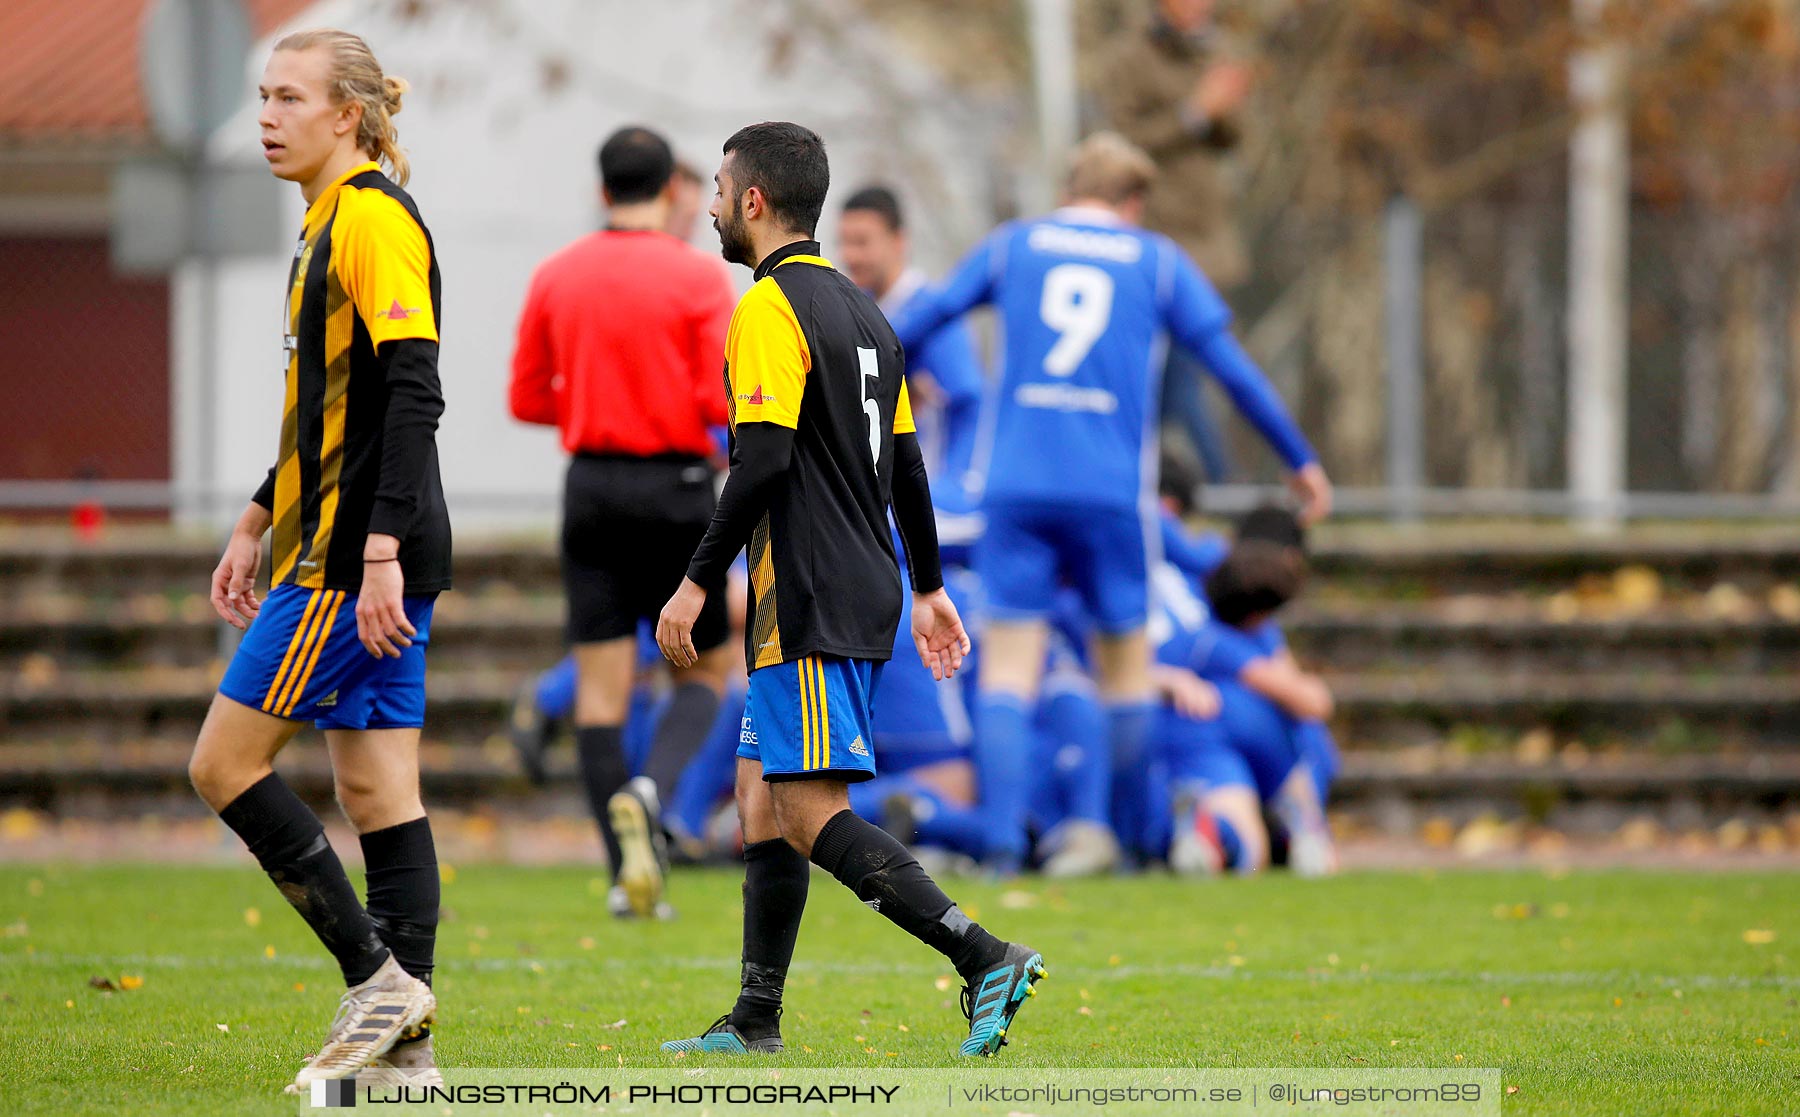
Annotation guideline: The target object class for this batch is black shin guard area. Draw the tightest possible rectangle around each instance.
[809,809,1006,978]
[575,725,629,876]
[360,817,440,986]
[730,838,809,1034]
[218,773,388,985]
[643,683,722,796]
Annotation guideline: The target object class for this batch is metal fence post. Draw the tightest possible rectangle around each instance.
[1567,0,1629,528]
[1385,197,1424,523]
[1022,0,1077,215]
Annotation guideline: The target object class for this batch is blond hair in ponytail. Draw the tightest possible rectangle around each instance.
[275,28,411,186]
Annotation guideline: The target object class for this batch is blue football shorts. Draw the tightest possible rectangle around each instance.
[738,654,883,783]
[977,499,1151,633]
[219,583,437,731]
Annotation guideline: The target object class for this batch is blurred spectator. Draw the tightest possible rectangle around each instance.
[1097,0,1255,481]
[665,159,708,243]
[1097,0,1251,287]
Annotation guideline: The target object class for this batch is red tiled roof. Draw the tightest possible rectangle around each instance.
[0,0,315,143]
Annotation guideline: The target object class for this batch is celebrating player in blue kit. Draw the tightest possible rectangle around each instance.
[656,123,1045,1058]
[893,132,1332,871]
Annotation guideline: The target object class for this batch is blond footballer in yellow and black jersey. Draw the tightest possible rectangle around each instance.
[684,240,941,672]
[252,160,452,593]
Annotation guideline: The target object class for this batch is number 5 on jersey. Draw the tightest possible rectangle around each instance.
[1039,263,1114,377]
[859,345,882,473]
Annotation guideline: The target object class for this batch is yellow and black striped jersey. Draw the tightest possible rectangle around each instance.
[724,241,915,670]
[256,161,452,593]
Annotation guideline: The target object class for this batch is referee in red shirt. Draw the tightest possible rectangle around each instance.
[509,126,735,919]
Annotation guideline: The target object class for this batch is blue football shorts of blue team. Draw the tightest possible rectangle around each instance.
[738,654,885,782]
[978,499,1150,633]
[219,583,437,730]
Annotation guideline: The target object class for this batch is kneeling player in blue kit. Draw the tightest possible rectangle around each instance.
[1157,510,1340,877]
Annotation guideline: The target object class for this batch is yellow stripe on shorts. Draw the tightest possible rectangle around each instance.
[264,589,324,713]
[272,590,336,716]
[282,590,344,716]
[799,656,814,771]
[814,657,830,768]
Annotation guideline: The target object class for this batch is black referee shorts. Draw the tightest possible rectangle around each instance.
[561,454,729,651]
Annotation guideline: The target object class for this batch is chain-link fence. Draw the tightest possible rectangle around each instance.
[1185,195,1800,518]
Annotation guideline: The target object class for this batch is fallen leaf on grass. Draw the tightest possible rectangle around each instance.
[243,908,261,928]
[1506,1086,1520,1096]
[215,1023,229,1032]
[119,976,143,991]
[1744,929,1777,945]
[934,976,952,992]
[88,977,117,992]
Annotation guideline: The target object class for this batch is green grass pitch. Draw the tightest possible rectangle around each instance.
[0,864,1792,1115]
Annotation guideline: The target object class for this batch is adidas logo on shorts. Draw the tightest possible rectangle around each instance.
[848,735,869,757]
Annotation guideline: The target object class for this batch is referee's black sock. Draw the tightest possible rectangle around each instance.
[217,773,390,986]
[575,725,629,879]
[809,809,1008,980]
[360,817,439,987]
[642,683,721,806]
[729,838,809,1038]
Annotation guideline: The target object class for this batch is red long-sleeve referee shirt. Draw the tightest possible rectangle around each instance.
[509,229,734,458]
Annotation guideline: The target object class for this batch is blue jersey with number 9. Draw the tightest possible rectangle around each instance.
[893,207,1311,512]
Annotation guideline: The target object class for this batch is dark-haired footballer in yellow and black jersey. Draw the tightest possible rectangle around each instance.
[219,161,451,729]
[683,240,936,782]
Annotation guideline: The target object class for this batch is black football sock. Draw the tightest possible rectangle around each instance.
[729,838,809,1037]
[809,809,1007,980]
[575,725,629,879]
[359,817,439,987]
[642,683,722,804]
[217,773,389,986]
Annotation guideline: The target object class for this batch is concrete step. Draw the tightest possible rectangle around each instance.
[1,739,1793,817]
[1283,607,1800,674]
[10,598,1800,678]
[8,528,1800,602]
[5,667,1799,751]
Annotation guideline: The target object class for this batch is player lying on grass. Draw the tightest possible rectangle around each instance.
[656,122,1044,1058]
[189,29,449,1093]
[1156,509,1341,876]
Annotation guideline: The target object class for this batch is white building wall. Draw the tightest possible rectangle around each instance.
[175,0,1004,532]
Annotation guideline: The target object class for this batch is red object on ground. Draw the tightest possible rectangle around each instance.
[72,500,105,539]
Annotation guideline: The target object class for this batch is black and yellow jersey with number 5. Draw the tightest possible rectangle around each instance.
[722,241,916,670]
[255,160,452,594]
